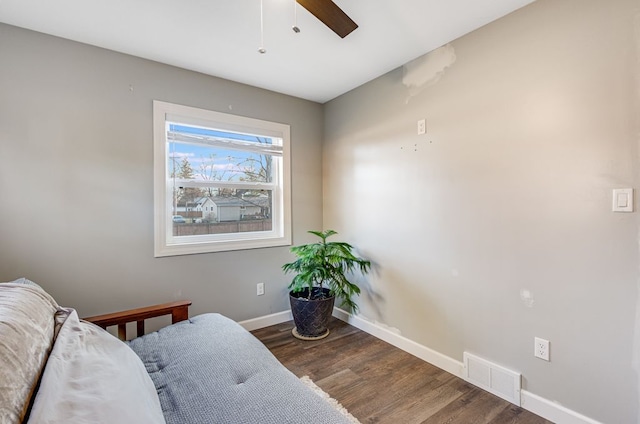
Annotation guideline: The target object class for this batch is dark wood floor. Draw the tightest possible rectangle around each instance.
[252,318,553,424]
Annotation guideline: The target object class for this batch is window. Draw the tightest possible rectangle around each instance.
[153,101,291,256]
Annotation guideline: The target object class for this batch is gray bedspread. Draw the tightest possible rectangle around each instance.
[127,313,352,424]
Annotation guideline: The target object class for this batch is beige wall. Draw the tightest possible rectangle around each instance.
[0,23,324,321]
[323,0,639,422]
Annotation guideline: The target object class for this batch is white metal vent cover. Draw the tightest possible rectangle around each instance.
[463,352,521,406]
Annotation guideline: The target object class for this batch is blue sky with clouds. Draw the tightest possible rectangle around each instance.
[168,124,275,182]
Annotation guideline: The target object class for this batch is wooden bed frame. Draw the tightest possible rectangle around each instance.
[83,300,192,341]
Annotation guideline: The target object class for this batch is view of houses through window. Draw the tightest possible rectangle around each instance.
[168,124,277,236]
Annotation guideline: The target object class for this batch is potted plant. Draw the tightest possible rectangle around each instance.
[282,230,371,340]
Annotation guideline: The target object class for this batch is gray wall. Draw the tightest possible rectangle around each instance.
[0,23,324,321]
[323,0,639,422]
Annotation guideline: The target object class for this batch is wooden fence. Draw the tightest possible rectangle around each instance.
[173,219,272,236]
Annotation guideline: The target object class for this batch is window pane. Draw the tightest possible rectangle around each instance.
[168,141,274,184]
[172,189,273,236]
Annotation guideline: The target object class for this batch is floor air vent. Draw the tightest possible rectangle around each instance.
[463,352,521,406]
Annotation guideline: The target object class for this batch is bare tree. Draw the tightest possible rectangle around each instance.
[197,154,239,197]
[237,137,273,218]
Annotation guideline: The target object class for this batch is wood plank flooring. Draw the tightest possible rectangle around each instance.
[252,318,553,424]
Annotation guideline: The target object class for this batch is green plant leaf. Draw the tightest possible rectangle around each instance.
[282,230,371,313]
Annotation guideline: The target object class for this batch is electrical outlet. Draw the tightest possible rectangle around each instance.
[256,282,265,296]
[417,119,426,135]
[534,337,550,361]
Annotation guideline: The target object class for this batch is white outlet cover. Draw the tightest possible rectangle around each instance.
[534,337,550,361]
[417,119,426,135]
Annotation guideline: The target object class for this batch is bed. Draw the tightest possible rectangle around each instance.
[0,278,355,424]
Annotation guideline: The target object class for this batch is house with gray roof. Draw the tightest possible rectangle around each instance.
[195,195,270,222]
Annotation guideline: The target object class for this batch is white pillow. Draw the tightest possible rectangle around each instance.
[27,308,166,424]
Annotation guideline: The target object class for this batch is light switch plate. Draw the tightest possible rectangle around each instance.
[612,188,633,212]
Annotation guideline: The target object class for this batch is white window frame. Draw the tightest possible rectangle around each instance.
[153,100,291,257]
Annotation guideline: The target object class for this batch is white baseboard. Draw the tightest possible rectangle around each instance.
[520,390,604,424]
[331,308,465,378]
[241,308,601,424]
[238,310,292,331]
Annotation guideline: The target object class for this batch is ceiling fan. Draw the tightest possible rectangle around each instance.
[295,0,358,38]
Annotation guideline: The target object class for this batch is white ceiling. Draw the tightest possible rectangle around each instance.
[0,0,536,103]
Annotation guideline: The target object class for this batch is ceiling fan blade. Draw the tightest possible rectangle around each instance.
[296,0,358,38]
